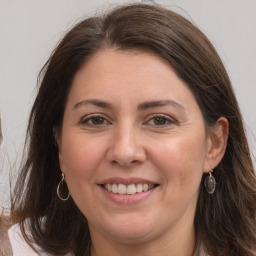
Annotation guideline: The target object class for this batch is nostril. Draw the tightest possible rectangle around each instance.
[110,159,139,166]
[110,159,118,165]
[130,159,140,165]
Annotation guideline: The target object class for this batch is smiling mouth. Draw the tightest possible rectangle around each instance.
[101,183,159,195]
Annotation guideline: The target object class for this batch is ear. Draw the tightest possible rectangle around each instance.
[53,126,65,173]
[203,117,229,173]
[53,126,61,150]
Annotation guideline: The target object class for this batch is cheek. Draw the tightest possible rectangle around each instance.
[59,132,105,181]
[150,134,207,188]
[59,133,106,214]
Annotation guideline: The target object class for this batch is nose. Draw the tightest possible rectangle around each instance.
[106,125,146,167]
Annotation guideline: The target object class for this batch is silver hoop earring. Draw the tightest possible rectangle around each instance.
[57,173,70,201]
[204,170,216,194]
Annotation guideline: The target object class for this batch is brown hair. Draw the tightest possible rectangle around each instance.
[12,3,256,256]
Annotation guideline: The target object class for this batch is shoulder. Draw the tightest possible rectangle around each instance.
[193,243,209,256]
[8,223,43,255]
[198,244,209,256]
[8,223,72,256]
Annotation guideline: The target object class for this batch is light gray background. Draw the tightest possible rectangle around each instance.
[0,0,255,207]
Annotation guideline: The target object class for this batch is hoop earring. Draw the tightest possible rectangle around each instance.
[204,170,216,194]
[57,173,70,201]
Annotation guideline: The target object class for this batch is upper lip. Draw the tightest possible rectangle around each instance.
[98,177,159,186]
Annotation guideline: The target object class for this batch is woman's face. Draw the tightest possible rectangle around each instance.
[58,49,213,246]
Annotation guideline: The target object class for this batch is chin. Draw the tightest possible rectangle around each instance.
[100,220,156,244]
[110,230,153,245]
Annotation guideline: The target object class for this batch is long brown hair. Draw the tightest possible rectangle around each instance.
[12,3,256,256]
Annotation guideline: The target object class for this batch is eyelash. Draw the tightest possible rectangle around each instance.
[144,114,174,127]
[79,113,174,128]
[79,114,111,126]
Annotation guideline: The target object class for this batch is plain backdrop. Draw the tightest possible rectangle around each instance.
[0,0,255,207]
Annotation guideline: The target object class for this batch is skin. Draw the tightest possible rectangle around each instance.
[57,48,228,256]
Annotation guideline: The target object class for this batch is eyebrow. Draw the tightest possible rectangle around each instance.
[137,100,185,112]
[73,99,113,109]
[73,99,185,112]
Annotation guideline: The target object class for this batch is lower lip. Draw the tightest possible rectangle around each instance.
[99,186,157,204]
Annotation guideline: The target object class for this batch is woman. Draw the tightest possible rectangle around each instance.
[0,117,13,256]
[11,3,256,256]
[0,116,3,256]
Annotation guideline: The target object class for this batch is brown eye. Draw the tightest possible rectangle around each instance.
[91,117,105,125]
[146,114,174,127]
[153,117,168,125]
[80,115,109,126]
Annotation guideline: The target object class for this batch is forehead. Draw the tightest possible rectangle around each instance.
[62,47,203,123]
[69,48,192,99]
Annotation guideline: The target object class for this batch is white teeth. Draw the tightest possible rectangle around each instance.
[112,184,118,194]
[143,184,149,191]
[106,184,112,192]
[118,184,127,194]
[104,183,155,194]
[136,184,143,193]
[127,184,136,195]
